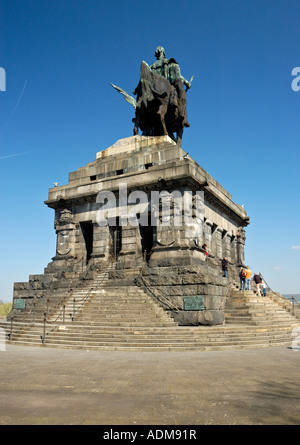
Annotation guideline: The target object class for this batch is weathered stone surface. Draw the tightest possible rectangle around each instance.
[174,310,224,326]
[204,295,227,310]
[12,135,249,327]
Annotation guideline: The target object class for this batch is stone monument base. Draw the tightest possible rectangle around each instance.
[135,264,227,326]
[11,135,249,327]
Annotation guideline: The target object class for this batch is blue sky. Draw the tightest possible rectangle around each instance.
[0,0,300,302]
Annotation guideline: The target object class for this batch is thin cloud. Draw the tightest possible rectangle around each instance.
[291,245,300,250]
[0,150,36,160]
[273,266,283,270]
[0,80,27,139]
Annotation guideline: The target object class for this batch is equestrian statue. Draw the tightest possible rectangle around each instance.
[111,46,193,146]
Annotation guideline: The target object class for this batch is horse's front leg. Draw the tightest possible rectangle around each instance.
[176,127,183,146]
[133,113,140,135]
[133,123,139,135]
[157,103,168,136]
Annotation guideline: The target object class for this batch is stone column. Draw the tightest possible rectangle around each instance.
[150,189,206,266]
[48,209,77,272]
[222,231,231,262]
[150,190,185,266]
[92,224,110,264]
[153,205,178,260]
[236,228,246,266]
[212,226,223,259]
[115,225,145,269]
[230,234,237,265]
[203,219,213,254]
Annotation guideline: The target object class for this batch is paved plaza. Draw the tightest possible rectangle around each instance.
[0,344,299,425]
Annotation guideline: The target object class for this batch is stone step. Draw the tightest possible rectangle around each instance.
[224,318,256,325]
[2,320,297,333]
[9,337,294,351]
[74,316,174,324]
[48,320,176,327]
[39,338,292,348]
[8,335,292,352]
[10,323,294,340]
[225,309,295,319]
[6,321,297,342]
[4,270,299,352]
[82,298,159,305]
[42,329,294,341]
[225,289,299,329]
[79,310,169,317]
[3,332,297,350]
[76,304,171,312]
[66,328,294,339]
[6,341,291,352]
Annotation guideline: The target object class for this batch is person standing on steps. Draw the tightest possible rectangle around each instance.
[239,268,246,291]
[252,273,262,296]
[261,279,267,296]
[222,257,228,278]
[244,266,252,290]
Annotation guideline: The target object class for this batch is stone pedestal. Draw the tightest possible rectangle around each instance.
[136,265,227,326]
[237,228,246,266]
[14,135,249,326]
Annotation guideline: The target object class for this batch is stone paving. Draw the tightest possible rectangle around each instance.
[0,344,299,425]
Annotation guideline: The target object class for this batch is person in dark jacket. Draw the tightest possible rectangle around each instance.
[222,257,228,278]
[252,273,262,296]
[239,268,246,291]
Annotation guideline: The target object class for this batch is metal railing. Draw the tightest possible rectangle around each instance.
[7,257,98,343]
[259,272,300,316]
[290,296,300,316]
[70,271,109,322]
[135,273,180,313]
[258,272,273,293]
[8,276,79,342]
[41,267,110,344]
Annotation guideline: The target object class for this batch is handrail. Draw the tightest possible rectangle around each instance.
[46,258,95,320]
[70,287,95,322]
[137,271,233,313]
[10,256,85,323]
[70,270,109,322]
[291,296,300,304]
[42,266,111,344]
[46,277,82,321]
[225,282,233,299]
[258,272,300,316]
[135,273,180,312]
[8,258,91,342]
[7,275,75,341]
[258,272,273,293]
[291,296,300,316]
[8,284,54,324]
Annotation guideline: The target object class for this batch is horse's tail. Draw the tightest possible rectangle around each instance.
[136,61,155,107]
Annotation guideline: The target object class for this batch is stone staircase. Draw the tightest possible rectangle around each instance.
[224,289,299,326]
[1,273,299,352]
[46,271,110,324]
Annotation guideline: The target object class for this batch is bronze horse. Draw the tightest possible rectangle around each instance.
[111,61,191,145]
